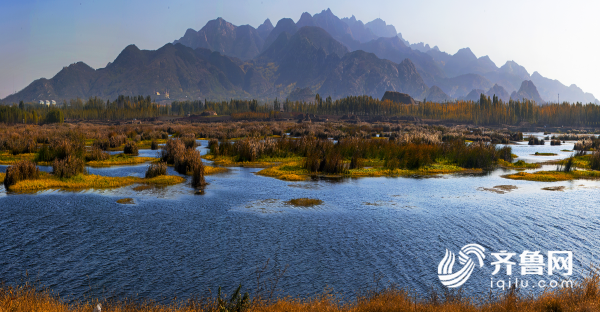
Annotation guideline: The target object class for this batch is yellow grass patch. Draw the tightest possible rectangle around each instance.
[498,159,541,169]
[503,170,600,182]
[0,152,37,165]
[86,153,158,167]
[204,166,228,175]
[8,172,185,192]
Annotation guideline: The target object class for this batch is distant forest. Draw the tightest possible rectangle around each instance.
[2,94,600,127]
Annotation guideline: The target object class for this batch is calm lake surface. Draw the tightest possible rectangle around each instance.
[1,137,599,302]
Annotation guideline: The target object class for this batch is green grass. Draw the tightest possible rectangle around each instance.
[534,152,558,156]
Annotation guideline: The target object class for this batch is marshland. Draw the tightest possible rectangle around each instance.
[4,97,600,311]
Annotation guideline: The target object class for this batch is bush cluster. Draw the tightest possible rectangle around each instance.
[4,160,39,188]
[145,162,167,178]
[53,155,85,178]
[123,141,139,155]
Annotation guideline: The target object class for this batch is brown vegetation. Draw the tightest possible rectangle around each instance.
[3,160,39,188]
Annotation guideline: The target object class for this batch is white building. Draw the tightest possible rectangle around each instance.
[45,100,50,106]
[51,100,56,105]
[39,100,44,105]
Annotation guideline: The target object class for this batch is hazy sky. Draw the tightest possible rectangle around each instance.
[1,0,599,100]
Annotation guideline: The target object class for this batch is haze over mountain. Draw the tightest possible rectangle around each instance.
[3,8,598,105]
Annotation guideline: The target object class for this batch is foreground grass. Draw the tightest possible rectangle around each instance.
[3,273,600,312]
[87,153,158,167]
[7,172,185,192]
[503,170,600,182]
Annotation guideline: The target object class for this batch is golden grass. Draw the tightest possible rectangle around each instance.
[256,158,479,182]
[553,155,591,169]
[86,154,158,167]
[284,198,323,207]
[257,161,309,181]
[497,159,541,169]
[7,172,185,192]
[204,166,228,175]
[503,170,600,182]
[0,152,37,165]
[203,155,300,168]
[0,172,4,183]
[116,198,135,204]
[3,274,600,312]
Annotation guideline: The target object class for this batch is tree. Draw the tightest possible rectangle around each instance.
[46,109,64,124]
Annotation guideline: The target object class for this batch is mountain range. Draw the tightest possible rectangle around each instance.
[3,8,598,105]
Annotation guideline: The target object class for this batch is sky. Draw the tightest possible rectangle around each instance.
[1,0,599,101]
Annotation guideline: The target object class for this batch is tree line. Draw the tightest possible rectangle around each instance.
[2,94,600,127]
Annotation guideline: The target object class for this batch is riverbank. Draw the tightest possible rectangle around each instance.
[2,274,599,312]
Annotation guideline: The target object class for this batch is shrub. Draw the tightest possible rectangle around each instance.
[496,146,513,162]
[86,147,109,161]
[150,140,159,150]
[350,151,363,169]
[4,160,39,188]
[181,137,197,149]
[93,139,109,151]
[590,151,600,170]
[109,134,127,148]
[145,162,167,178]
[191,161,206,188]
[53,155,85,178]
[36,139,85,162]
[161,139,186,164]
[123,142,139,155]
[174,149,202,175]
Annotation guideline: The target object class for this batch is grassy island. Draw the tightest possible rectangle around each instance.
[206,136,510,182]
[86,153,158,167]
[497,159,541,169]
[6,172,185,192]
[503,170,600,182]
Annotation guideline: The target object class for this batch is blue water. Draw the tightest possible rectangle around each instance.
[1,140,599,302]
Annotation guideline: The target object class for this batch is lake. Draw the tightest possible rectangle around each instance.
[1,138,598,302]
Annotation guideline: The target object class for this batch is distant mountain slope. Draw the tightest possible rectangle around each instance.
[424,86,450,102]
[486,84,510,102]
[319,53,428,99]
[7,29,430,102]
[435,74,492,99]
[510,80,544,103]
[463,89,486,102]
[4,44,262,102]
[256,19,274,41]
[262,18,297,52]
[173,18,263,60]
[364,18,397,38]
[531,72,598,104]
[340,15,378,43]
[6,9,599,104]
